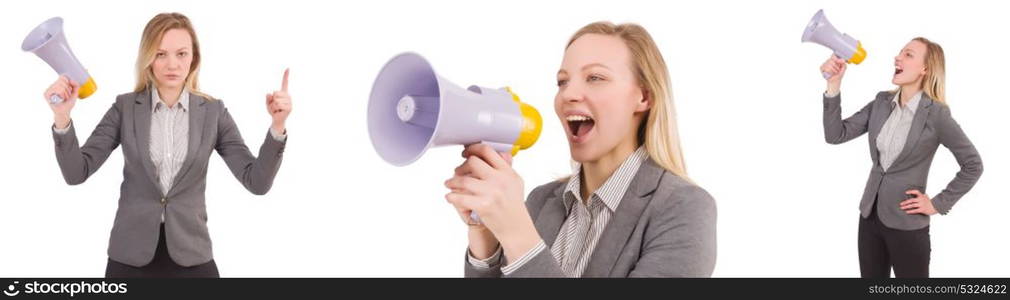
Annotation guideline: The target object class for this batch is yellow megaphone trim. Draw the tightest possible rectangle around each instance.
[78,77,98,99]
[504,87,542,156]
[848,42,867,65]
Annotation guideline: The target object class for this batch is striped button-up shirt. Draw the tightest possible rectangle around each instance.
[876,91,921,171]
[150,88,191,197]
[469,146,647,277]
[151,89,190,223]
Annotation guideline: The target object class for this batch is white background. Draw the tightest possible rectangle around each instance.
[0,0,1006,277]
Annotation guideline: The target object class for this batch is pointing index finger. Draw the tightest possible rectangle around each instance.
[281,68,289,92]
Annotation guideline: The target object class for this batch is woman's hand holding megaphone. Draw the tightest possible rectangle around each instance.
[445,143,542,263]
[821,55,847,96]
[44,75,78,129]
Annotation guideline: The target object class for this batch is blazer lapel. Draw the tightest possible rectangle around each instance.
[890,95,933,169]
[534,184,567,248]
[169,93,207,194]
[133,89,161,192]
[867,93,894,166]
[583,159,664,277]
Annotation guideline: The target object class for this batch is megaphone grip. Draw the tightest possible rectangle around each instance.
[822,54,842,79]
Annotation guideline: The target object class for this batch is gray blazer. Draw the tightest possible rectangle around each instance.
[823,91,982,230]
[52,89,286,267]
[464,158,717,277]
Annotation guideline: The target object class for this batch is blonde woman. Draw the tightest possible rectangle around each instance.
[820,37,982,277]
[444,22,716,277]
[43,13,292,277]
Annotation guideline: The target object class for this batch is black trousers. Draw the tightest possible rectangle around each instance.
[858,199,931,278]
[105,224,219,278]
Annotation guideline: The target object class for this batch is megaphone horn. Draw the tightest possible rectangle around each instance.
[367,52,542,167]
[22,17,97,104]
[368,52,543,223]
[801,9,867,78]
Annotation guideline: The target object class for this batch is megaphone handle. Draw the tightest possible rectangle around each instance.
[469,211,481,224]
[467,141,513,225]
[822,54,842,79]
[49,94,65,104]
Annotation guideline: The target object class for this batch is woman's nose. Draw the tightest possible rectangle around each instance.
[561,85,584,103]
[167,58,180,70]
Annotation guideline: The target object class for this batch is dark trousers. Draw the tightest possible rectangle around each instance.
[105,224,219,278]
[858,200,931,278]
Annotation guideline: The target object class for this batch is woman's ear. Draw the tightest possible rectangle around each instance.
[635,87,652,112]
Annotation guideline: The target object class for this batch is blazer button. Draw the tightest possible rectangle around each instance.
[160,197,167,204]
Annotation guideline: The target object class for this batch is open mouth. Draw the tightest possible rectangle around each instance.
[566,114,595,141]
[894,66,903,75]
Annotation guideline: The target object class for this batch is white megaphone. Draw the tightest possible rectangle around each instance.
[801,9,867,79]
[22,17,97,104]
[368,52,542,166]
[368,52,542,222]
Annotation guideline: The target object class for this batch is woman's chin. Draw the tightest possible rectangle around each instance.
[157,80,185,89]
[891,75,914,86]
[568,146,600,164]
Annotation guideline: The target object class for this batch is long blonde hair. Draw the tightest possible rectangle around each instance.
[912,37,946,105]
[566,21,689,179]
[134,13,211,99]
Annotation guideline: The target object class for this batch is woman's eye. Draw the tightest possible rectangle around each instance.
[156,53,166,58]
[588,75,603,82]
[556,79,568,87]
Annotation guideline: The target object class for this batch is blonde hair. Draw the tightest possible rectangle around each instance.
[566,21,689,179]
[913,37,946,105]
[134,13,211,99]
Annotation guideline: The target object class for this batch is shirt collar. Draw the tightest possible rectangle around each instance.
[151,87,190,113]
[891,90,922,114]
[562,146,648,212]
